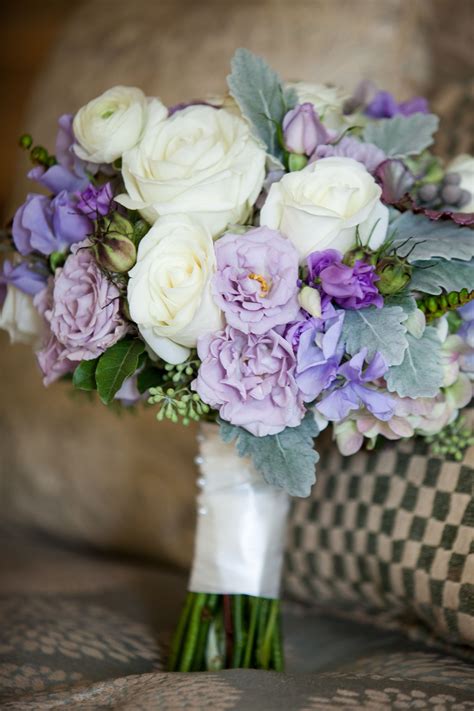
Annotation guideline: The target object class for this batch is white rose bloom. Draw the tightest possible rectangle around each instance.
[127,214,223,364]
[288,81,352,130]
[0,285,42,345]
[116,102,266,235]
[260,157,388,261]
[447,154,474,213]
[73,86,148,163]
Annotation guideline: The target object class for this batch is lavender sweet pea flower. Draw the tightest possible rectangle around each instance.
[76,182,114,218]
[48,241,128,360]
[193,325,305,436]
[366,90,429,119]
[311,136,386,174]
[283,103,329,156]
[295,308,345,401]
[316,349,394,421]
[307,249,383,309]
[1,259,48,299]
[12,191,92,256]
[212,227,299,335]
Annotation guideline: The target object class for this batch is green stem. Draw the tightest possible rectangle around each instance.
[168,592,195,671]
[242,597,260,668]
[192,594,218,671]
[271,603,284,672]
[256,598,271,669]
[231,595,244,667]
[259,599,279,670]
[178,593,207,672]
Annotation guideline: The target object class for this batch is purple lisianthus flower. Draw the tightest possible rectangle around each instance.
[76,182,114,218]
[307,249,383,309]
[34,280,76,386]
[1,259,48,298]
[48,241,127,360]
[193,325,305,436]
[212,227,299,334]
[316,348,394,421]
[366,90,429,119]
[311,136,386,174]
[295,308,345,402]
[12,191,92,257]
[283,103,330,156]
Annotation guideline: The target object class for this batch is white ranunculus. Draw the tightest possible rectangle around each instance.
[116,102,266,236]
[260,157,388,261]
[288,81,352,130]
[0,285,42,345]
[73,86,148,164]
[447,154,474,213]
[127,214,223,364]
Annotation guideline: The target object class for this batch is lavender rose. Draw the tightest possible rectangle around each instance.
[283,103,329,156]
[48,241,127,360]
[34,281,76,386]
[193,325,305,436]
[307,249,383,309]
[212,227,299,335]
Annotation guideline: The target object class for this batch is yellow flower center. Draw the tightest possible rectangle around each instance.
[248,273,270,297]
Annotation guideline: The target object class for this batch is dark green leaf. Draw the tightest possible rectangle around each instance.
[137,365,164,394]
[72,358,99,391]
[95,338,145,405]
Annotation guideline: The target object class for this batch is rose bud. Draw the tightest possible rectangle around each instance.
[282,103,329,156]
[94,233,137,273]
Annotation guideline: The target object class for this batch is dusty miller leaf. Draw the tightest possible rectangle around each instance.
[342,305,408,366]
[386,327,443,398]
[363,113,439,158]
[219,412,319,497]
[227,48,296,162]
[410,259,474,295]
[390,212,474,262]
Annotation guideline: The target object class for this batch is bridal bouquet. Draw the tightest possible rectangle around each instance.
[1,49,473,672]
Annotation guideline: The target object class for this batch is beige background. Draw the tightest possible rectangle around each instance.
[0,0,473,568]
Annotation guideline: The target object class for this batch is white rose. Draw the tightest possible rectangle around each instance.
[447,154,474,213]
[127,214,222,364]
[0,285,42,345]
[73,86,148,163]
[288,81,351,130]
[260,157,388,261]
[116,102,266,236]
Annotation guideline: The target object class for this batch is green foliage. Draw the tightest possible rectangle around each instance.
[342,305,409,367]
[423,414,474,461]
[363,113,439,157]
[95,338,145,405]
[227,48,296,162]
[410,259,474,295]
[219,412,320,497]
[386,327,443,398]
[72,357,99,391]
[390,212,474,262]
[417,288,474,322]
[148,386,210,425]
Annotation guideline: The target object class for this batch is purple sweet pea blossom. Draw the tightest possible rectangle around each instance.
[76,182,114,218]
[283,103,330,156]
[316,348,394,421]
[193,325,305,436]
[12,191,92,256]
[212,227,300,335]
[366,90,429,119]
[1,259,48,300]
[311,136,386,174]
[307,249,383,309]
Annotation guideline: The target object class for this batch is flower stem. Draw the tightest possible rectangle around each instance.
[242,596,260,668]
[178,592,207,672]
[192,594,218,671]
[231,595,245,667]
[168,591,194,671]
[259,599,279,670]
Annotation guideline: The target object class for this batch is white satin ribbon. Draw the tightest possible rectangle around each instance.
[189,423,290,599]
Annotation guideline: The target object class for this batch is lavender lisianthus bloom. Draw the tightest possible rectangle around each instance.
[212,227,299,334]
[193,325,305,436]
[307,249,383,309]
[366,90,429,119]
[76,182,114,218]
[33,280,76,386]
[283,103,329,156]
[1,259,48,299]
[316,348,394,421]
[12,191,92,256]
[48,241,127,360]
[294,307,345,402]
[311,136,386,174]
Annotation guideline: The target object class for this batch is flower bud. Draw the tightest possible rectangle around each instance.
[19,134,33,150]
[282,102,329,156]
[298,285,322,317]
[94,234,136,273]
[375,256,412,296]
[288,153,309,172]
[104,213,134,239]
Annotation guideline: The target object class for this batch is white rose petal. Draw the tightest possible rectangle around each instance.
[288,81,353,130]
[0,285,43,345]
[447,154,474,213]
[116,103,266,236]
[73,86,148,164]
[298,286,322,317]
[127,214,223,364]
[260,156,388,262]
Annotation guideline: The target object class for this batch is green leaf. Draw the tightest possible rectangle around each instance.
[342,305,408,367]
[386,327,443,398]
[227,48,296,162]
[363,113,439,157]
[137,365,163,394]
[219,412,319,498]
[390,212,474,262]
[72,358,99,391]
[95,338,145,405]
[410,258,474,295]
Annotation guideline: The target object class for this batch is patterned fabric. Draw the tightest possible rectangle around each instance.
[1,525,473,710]
[285,433,474,653]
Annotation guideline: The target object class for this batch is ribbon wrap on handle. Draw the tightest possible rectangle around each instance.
[189,423,290,599]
